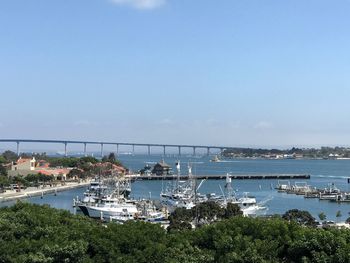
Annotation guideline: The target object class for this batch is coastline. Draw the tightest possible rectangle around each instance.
[0,181,90,203]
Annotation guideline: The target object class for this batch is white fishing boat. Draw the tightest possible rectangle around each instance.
[319,183,341,200]
[219,173,269,217]
[160,161,203,211]
[238,193,268,216]
[81,178,108,204]
[76,175,132,208]
[275,180,291,192]
[78,195,139,219]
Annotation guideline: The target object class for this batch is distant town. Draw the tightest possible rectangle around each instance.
[222,146,350,160]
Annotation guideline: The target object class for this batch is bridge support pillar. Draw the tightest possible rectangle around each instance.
[193,147,196,156]
[207,147,210,156]
[178,146,181,156]
[83,143,87,157]
[100,143,104,158]
[163,145,166,156]
[147,145,151,155]
[132,145,135,155]
[16,141,20,156]
[64,142,68,157]
[116,144,119,155]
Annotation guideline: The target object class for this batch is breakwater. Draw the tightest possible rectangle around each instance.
[127,173,310,181]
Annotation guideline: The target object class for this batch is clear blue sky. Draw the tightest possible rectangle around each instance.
[1,0,350,148]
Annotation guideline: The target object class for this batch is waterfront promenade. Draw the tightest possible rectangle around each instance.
[0,181,90,202]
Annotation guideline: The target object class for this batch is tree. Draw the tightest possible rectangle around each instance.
[224,203,243,218]
[0,165,7,176]
[0,175,10,188]
[345,217,350,224]
[191,201,225,225]
[107,152,116,163]
[336,210,342,223]
[282,209,317,226]
[168,207,193,232]
[79,156,98,164]
[3,203,350,262]
[0,156,6,164]
[318,212,326,222]
[68,168,85,179]
[2,150,18,162]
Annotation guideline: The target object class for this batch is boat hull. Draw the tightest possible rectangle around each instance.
[79,204,138,219]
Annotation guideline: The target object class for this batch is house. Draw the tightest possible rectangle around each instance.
[94,162,127,175]
[11,157,36,171]
[151,160,173,176]
[36,168,70,180]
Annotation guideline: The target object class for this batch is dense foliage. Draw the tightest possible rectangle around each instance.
[2,203,350,262]
[0,151,126,187]
[282,209,317,227]
[168,201,243,231]
[0,173,54,188]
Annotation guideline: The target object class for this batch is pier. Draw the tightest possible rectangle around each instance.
[127,174,310,181]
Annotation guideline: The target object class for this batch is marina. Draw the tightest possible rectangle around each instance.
[2,156,350,221]
[73,161,270,221]
[275,181,350,204]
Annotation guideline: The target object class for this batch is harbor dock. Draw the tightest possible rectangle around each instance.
[127,174,310,181]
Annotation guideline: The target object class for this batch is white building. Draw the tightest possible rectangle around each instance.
[11,157,36,171]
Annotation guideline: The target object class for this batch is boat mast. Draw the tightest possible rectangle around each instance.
[225,173,234,202]
[176,160,180,193]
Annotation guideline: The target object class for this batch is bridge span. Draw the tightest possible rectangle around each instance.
[0,139,232,157]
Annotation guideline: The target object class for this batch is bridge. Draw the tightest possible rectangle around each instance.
[0,139,232,157]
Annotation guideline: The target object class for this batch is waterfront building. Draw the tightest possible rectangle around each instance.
[11,157,36,171]
[35,168,70,180]
[152,160,172,176]
[94,162,126,175]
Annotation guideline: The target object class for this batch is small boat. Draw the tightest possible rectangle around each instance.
[110,213,134,224]
[304,192,320,198]
[210,155,221,162]
[336,193,350,202]
[137,211,167,222]
[275,180,291,192]
[319,183,341,201]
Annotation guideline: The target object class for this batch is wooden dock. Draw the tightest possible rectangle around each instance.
[127,174,310,181]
